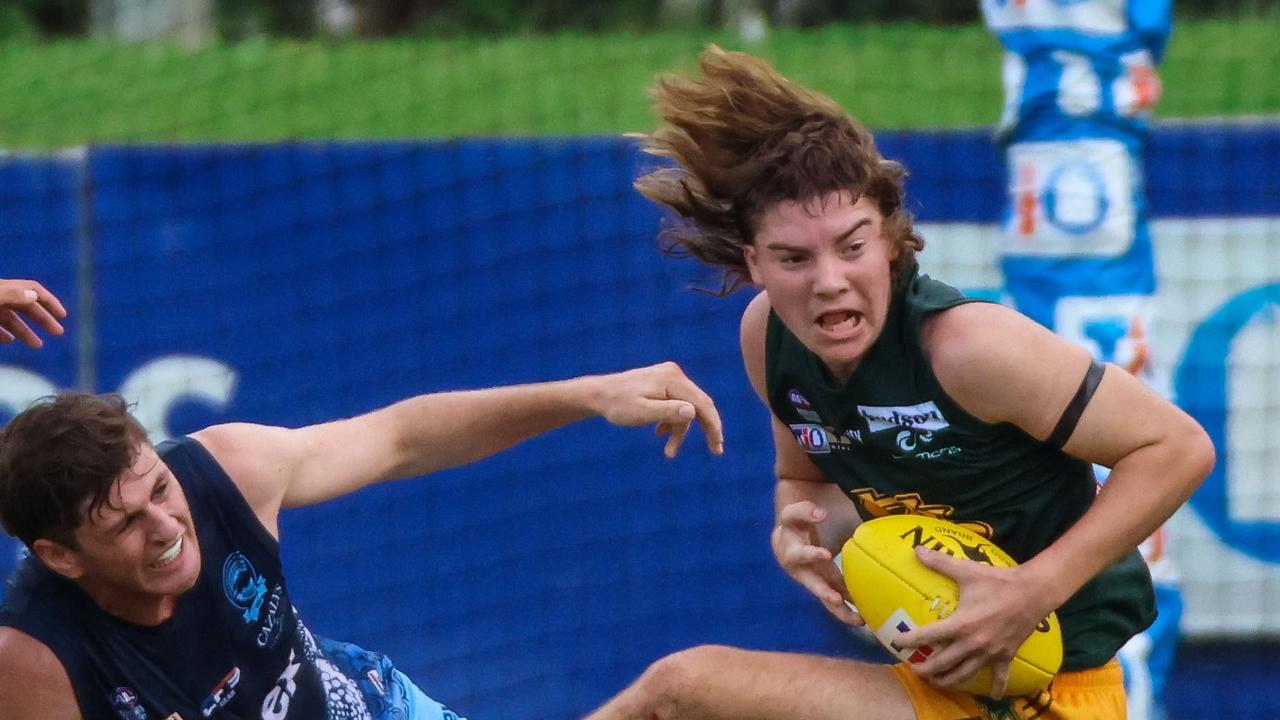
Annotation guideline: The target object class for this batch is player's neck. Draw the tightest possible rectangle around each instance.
[78,580,182,626]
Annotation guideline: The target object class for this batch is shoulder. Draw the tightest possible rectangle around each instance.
[189,423,295,536]
[920,302,1091,427]
[0,628,80,719]
[739,290,772,350]
[920,301,1063,371]
[740,290,772,398]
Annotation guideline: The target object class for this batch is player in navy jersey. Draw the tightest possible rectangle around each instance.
[584,46,1210,720]
[0,296,723,720]
[980,3,1179,716]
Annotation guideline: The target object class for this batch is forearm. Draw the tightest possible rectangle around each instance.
[382,376,604,477]
[775,477,860,552]
[1022,433,1213,610]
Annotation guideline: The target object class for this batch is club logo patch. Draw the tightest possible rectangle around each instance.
[222,552,286,648]
[787,389,821,422]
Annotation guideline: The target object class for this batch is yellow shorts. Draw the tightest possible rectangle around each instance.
[890,659,1125,720]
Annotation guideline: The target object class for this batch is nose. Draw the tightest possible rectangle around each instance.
[143,503,183,542]
[812,253,849,297]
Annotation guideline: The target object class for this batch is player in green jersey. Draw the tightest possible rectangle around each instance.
[585,46,1213,720]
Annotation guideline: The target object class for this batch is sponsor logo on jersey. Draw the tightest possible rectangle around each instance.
[222,552,286,648]
[261,649,301,720]
[201,667,241,717]
[110,687,148,720]
[857,401,949,434]
[858,401,959,459]
[789,423,830,454]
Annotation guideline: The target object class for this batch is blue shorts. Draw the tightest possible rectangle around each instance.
[318,636,466,720]
[395,669,467,720]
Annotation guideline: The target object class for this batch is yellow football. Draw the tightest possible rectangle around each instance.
[840,515,1063,697]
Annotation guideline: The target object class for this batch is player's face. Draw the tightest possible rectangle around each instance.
[69,444,202,622]
[745,192,897,384]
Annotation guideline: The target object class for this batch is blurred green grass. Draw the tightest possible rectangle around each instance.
[0,19,1276,148]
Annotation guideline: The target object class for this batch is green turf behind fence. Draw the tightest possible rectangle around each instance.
[1,19,1276,148]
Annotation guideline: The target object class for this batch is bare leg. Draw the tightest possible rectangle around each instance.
[584,645,916,720]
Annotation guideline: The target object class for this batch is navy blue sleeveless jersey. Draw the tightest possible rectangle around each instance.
[0,437,418,720]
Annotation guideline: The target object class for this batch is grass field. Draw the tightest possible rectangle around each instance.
[1,18,1277,148]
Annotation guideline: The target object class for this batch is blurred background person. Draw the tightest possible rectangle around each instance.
[980,2,1179,718]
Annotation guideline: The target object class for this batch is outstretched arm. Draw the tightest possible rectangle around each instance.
[193,362,724,538]
[0,279,67,349]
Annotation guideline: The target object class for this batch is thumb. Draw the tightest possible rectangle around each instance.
[0,287,34,305]
[660,400,696,425]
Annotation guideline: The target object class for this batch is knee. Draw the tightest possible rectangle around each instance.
[635,645,734,716]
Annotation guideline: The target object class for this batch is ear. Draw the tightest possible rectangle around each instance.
[32,537,85,580]
[743,244,763,285]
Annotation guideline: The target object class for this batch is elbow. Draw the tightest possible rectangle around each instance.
[1175,420,1216,499]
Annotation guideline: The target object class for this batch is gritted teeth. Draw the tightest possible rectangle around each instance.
[818,311,858,332]
[155,536,182,567]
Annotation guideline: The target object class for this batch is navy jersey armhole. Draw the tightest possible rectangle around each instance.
[158,437,281,556]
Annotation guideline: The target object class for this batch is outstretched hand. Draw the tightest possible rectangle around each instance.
[894,546,1054,699]
[0,280,67,349]
[772,500,863,626]
[592,361,724,458]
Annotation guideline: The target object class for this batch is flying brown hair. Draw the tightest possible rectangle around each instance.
[636,45,924,294]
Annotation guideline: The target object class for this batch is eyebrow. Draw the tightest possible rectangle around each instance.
[762,218,873,251]
[100,468,170,533]
[834,218,872,242]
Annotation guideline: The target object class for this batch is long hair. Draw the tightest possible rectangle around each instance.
[636,45,924,294]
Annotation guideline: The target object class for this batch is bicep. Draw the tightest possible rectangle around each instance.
[1060,363,1200,469]
[192,418,401,531]
[0,629,80,720]
[925,302,1194,467]
[925,303,1093,443]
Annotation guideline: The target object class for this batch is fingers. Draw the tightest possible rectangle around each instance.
[656,363,724,455]
[776,535,832,567]
[918,649,987,691]
[663,420,691,459]
[17,280,68,322]
[771,515,855,623]
[988,661,1011,699]
[829,599,865,627]
[777,500,826,529]
[791,565,849,614]
[0,309,42,349]
[0,281,67,348]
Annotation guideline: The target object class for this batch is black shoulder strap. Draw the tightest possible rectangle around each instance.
[1047,360,1106,449]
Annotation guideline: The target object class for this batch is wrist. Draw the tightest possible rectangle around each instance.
[567,373,607,418]
[1016,556,1076,614]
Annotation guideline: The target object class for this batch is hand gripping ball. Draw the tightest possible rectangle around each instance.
[840,515,1063,697]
